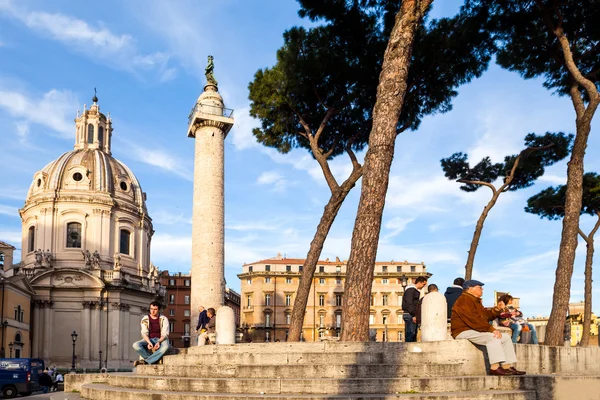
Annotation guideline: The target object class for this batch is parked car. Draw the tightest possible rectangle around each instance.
[0,358,44,398]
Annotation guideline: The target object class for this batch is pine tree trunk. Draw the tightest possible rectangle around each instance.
[341,0,432,342]
[580,237,594,346]
[464,192,501,280]
[287,171,362,341]
[545,116,595,346]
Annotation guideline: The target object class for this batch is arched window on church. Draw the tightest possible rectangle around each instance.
[15,333,22,343]
[66,222,82,248]
[0,252,4,268]
[98,126,104,147]
[119,229,131,255]
[87,124,94,144]
[28,226,35,252]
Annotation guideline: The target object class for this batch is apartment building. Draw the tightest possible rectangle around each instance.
[238,254,432,342]
[159,271,241,347]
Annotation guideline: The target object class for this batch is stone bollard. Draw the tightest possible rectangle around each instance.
[421,292,448,342]
[215,305,236,344]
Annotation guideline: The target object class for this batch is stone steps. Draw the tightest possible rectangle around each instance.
[135,362,467,378]
[107,373,548,395]
[81,383,537,400]
[163,351,464,366]
[66,341,600,400]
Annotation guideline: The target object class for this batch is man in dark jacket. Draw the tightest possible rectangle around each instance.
[402,276,428,342]
[444,277,465,320]
[38,369,53,393]
[451,279,525,376]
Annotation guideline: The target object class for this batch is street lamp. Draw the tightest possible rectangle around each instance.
[70,331,78,372]
[400,275,408,288]
[8,342,13,358]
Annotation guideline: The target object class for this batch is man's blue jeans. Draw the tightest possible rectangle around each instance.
[510,323,539,344]
[403,314,418,342]
[42,386,49,393]
[132,337,169,364]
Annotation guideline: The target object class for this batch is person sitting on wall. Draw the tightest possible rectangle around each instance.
[497,294,539,344]
[451,279,526,376]
[133,300,170,366]
[198,308,216,346]
[196,305,209,334]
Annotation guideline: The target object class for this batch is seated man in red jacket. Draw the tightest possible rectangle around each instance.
[451,280,525,376]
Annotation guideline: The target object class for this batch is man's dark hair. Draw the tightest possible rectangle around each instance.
[453,277,465,286]
[415,276,428,284]
[207,307,216,315]
[150,301,161,308]
[427,284,438,292]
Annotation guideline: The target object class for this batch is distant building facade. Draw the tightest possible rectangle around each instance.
[238,254,432,342]
[160,271,241,347]
[0,241,35,359]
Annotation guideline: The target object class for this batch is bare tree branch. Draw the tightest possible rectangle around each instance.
[457,179,497,194]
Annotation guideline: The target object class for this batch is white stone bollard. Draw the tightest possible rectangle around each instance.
[215,306,236,344]
[421,292,448,342]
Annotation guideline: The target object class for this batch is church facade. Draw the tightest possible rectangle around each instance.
[17,95,163,370]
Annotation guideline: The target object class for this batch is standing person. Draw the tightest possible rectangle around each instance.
[444,277,465,320]
[402,276,428,342]
[451,280,525,376]
[52,372,64,392]
[198,308,216,346]
[416,284,439,324]
[132,301,170,366]
[38,369,53,394]
[196,305,209,335]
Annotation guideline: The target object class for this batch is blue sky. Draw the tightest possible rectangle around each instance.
[0,0,598,317]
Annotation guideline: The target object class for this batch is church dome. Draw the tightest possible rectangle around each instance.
[26,148,146,211]
[19,95,153,276]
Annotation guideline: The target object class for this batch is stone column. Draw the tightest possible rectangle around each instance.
[421,292,448,342]
[110,302,121,364]
[32,301,42,357]
[42,301,53,360]
[187,84,233,345]
[90,302,100,364]
[119,304,130,362]
[81,302,92,361]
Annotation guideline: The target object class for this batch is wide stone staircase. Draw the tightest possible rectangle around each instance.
[66,340,600,400]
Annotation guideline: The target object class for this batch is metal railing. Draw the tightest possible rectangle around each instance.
[188,103,234,125]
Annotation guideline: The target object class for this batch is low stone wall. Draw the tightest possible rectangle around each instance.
[65,372,109,393]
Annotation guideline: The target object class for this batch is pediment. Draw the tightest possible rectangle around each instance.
[30,268,105,289]
[6,275,36,296]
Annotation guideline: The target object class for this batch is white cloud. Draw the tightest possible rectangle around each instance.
[150,209,190,226]
[126,142,193,181]
[257,171,283,185]
[0,204,19,217]
[151,233,191,266]
[384,217,415,239]
[0,0,175,81]
[0,88,78,138]
[257,170,289,193]
[230,106,260,151]
[0,230,21,245]
[538,174,566,185]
